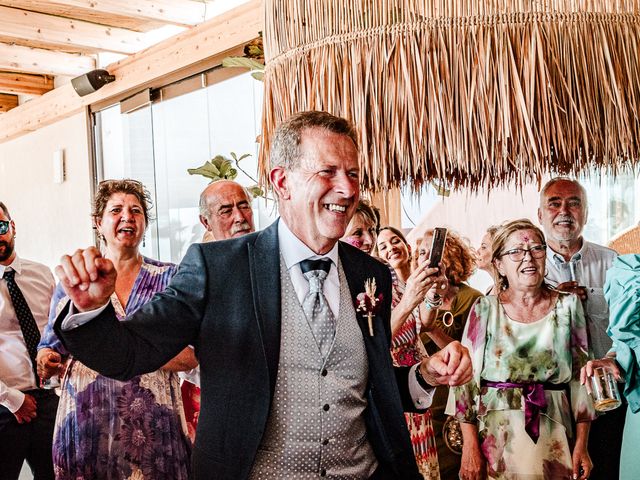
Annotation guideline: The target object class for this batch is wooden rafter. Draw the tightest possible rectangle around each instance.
[0,92,18,112]
[0,42,95,76]
[0,0,263,141]
[0,5,147,54]
[0,1,209,31]
[0,71,53,95]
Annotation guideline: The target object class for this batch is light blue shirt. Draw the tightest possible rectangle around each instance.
[545,240,617,359]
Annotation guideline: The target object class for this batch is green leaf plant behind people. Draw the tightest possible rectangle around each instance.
[188,153,265,200]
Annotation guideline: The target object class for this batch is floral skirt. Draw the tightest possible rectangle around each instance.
[406,409,440,480]
[479,410,572,479]
[52,360,191,480]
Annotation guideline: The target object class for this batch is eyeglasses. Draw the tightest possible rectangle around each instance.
[500,244,547,262]
[0,220,9,235]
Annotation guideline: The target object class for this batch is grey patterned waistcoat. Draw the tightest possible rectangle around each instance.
[248,257,378,479]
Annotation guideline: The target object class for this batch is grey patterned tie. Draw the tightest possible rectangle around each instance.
[4,269,41,382]
[300,258,335,359]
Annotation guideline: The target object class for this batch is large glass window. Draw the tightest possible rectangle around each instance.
[94,70,272,263]
[400,171,640,247]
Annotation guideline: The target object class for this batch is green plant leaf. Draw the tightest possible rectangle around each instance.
[431,181,451,197]
[187,161,219,179]
[222,57,265,71]
[248,185,264,198]
[251,71,264,81]
[236,153,251,162]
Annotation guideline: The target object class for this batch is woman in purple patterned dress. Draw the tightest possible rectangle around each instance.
[377,226,451,480]
[38,180,197,480]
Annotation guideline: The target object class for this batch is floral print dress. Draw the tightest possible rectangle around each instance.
[447,293,595,479]
[390,278,440,480]
[39,257,191,480]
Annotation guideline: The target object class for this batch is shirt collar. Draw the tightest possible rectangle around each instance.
[278,220,339,271]
[547,239,585,265]
[0,254,21,278]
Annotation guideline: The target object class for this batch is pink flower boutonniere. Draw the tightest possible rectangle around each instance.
[356,278,383,336]
[344,236,364,249]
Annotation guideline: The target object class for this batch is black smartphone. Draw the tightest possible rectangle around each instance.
[428,227,448,269]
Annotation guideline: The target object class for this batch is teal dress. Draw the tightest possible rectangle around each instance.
[604,254,640,480]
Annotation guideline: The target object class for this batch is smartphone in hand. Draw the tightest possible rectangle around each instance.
[428,227,448,269]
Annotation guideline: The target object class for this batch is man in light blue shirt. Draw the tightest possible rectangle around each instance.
[538,177,621,480]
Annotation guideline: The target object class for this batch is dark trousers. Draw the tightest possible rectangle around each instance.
[588,404,626,480]
[0,389,58,480]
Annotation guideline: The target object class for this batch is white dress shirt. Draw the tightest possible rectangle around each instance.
[0,255,55,412]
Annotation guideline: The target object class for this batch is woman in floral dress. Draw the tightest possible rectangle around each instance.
[38,179,197,480]
[377,226,449,480]
[448,219,594,480]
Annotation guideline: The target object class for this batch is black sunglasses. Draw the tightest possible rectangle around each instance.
[0,220,9,235]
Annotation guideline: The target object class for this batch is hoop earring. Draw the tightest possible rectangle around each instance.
[442,311,454,328]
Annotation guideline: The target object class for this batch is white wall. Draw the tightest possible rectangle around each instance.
[0,112,94,271]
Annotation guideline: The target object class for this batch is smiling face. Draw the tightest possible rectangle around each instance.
[376,229,411,270]
[95,192,146,251]
[538,179,587,246]
[200,181,255,240]
[476,232,493,271]
[494,228,546,291]
[342,211,377,254]
[271,127,360,254]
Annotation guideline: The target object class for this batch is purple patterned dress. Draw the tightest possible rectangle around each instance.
[39,257,191,480]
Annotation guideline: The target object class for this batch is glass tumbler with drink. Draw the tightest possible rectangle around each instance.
[590,366,622,412]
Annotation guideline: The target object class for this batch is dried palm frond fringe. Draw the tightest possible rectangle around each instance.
[259,0,640,192]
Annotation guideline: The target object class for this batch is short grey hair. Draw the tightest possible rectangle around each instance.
[269,111,358,170]
[198,180,252,217]
[539,177,588,205]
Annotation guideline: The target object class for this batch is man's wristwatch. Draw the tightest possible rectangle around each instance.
[415,365,433,390]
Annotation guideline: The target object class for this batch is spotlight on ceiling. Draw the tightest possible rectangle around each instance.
[71,69,116,97]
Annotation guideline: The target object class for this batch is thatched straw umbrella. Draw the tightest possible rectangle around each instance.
[259,0,640,192]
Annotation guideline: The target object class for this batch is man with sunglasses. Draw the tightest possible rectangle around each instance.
[538,177,621,480]
[0,202,56,479]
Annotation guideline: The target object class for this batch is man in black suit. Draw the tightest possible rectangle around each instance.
[54,111,471,479]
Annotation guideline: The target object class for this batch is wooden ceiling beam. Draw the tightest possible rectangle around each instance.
[0,42,95,77]
[0,1,209,30]
[0,5,147,54]
[0,71,53,95]
[0,92,18,112]
[0,0,263,141]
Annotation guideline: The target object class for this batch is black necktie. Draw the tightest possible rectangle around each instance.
[299,258,332,274]
[4,269,41,381]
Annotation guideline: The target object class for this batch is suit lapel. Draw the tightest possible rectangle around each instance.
[248,220,281,397]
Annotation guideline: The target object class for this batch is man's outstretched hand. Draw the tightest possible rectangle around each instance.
[420,341,472,387]
[55,247,117,312]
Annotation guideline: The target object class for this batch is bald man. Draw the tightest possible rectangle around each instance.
[199,180,255,242]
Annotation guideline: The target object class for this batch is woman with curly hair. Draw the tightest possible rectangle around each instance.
[37,179,196,479]
[417,228,483,479]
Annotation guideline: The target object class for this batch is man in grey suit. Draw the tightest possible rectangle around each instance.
[54,111,471,479]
